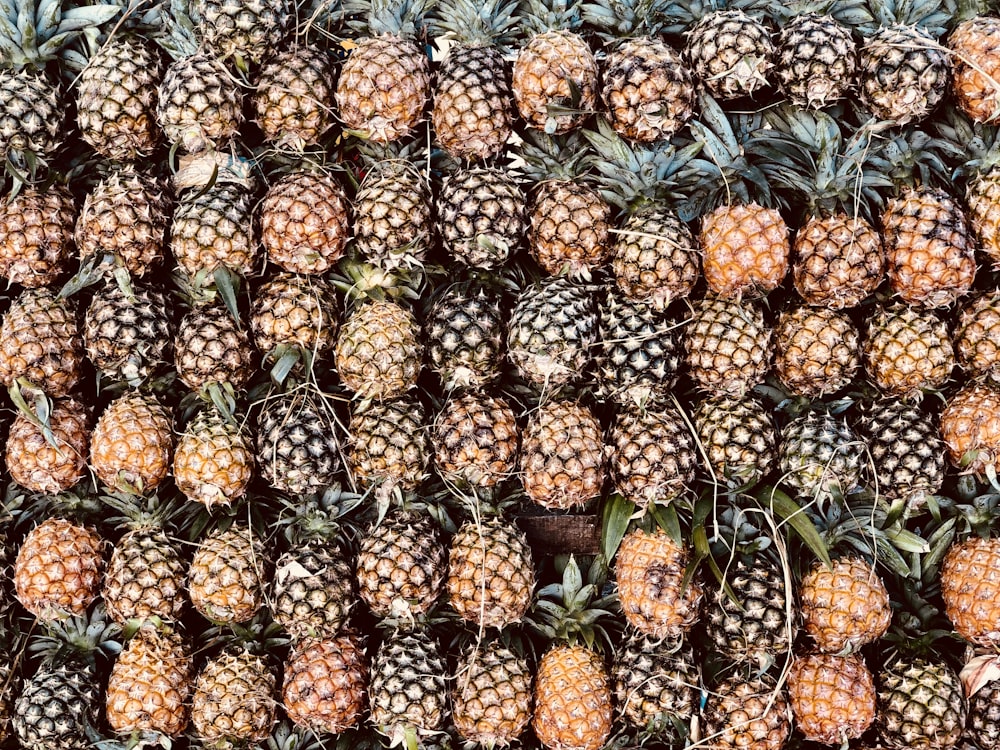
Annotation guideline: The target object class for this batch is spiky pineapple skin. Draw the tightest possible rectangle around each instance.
[76,35,164,160]
[447,516,535,628]
[967,165,1000,264]
[273,541,354,640]
[438,167,525,269]
[533,644,612,750]
[347,397,430,495]
[967,675,1000,749]
[370,630,449,745]
[616,527,702,639]
[612,206,700,310]
[14,518,105,621]
[336,35,431,142]
[91,391,174,495]
[939,381,1000,477]
[14,662,99,750]
[196,0,291,64]
[788,652,876,744]
[157,54,244,153]
[426,283,506,390]
[0,184,76,288]
[6,397,89,494]
[250,273,339,361]
[877,657,966,750]
[954,292,1000,377]
[256,391,340,496]
[859,26,949,125]
[778,412,865,503]
[799,557,891,653]
[776,14,857,108]
[254,45,335,149]
[791,213,884,308]
[283,635,367,734]
[863,304,954,398]
[684,296,773,398]
[175,305,256,392]
[685,10,775,100]
[950,16,1000,122]
[0,70,61,159]
[103,528,186,626]
[453,642,533,746]
[174,409,254,508]
[614,633,700,740]
[171,183,258,279]
[353,159,433,270]
[529,180,612,280]
[192,650,277,746]
[188,525,268,625]
[695,395,777,488]
[335,299,423,400]
[434,392,518,489]
[941,537,1000,647]
[610,405,696,508]
[105,627,193,738]
[700,202,790,298]
[774,305,860,398]
[512,29,598,133]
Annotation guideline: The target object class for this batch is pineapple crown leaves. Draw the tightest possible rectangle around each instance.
[583,118,703,214]
[29,604,122,668]
[769,0,874,27]
[516,128,596,182]
[198,608,289,655]
[61,1,164,72]
[933,109,1000,178]
[273,484,365,545]
[154,0,199,58]
[879,125,965,191]
[427,0,521,50]
[8,380,60,452]
[518,0,586,33]
[100,490,193,534]
[859,0,954,34]
[528,554,619,650]
[342,0,437,37]
[581,0,673,39]
[0,0,121,69]
[659,0,776,32]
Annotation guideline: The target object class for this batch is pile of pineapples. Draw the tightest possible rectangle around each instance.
[7,0,1000,747]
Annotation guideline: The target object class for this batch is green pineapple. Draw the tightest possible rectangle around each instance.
[194,0,292,67]
[778,411,866,503]
[256,390,341,497]
[694,395,778,489]
[426,281,506,390]
[877,656,966,750]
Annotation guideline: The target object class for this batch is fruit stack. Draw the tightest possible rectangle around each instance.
[3,0,1000,748]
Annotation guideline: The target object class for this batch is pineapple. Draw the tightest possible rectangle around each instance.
[259,169,351,275]
[76,29,165,161]
[521,400,605,510]
[774,305,860,398]
[695,395,777,489]
[175,304,256,394]
[426,282,506,390]
[335,0,432,142]
[250,273,340,366]
[615,525,702,639]
[188,522,268,625]
[799,556,891,652]
[778,412,866,504]
[437,167,526,270]
[74,164,173,280]
[774,10,858,108]
[356,508,447,620]
[85,280,174,387]
[428,0,519,160]
[858,399,946,512]
[954,291,1000,378]
[613,630,700,738]
[192,647,277,747]
[610,403,696,509]
[520,131,612,280]
[5,397,89,494]
[194,0,291,67]
[792,214,884,309]
[965,658,1000,750]
[0,287,84,398]
[174,407,255,508]
[507,276,598,390]
[530,556,614,750]
[347,396,431,496]
[14,517,106,621]
[253,44,336,150]
[684,296,773,398]
[876,656,966,750]
[90,391,174,495]
[703,672,791,750]
[941,536,1000,647]
[0,184,76,288]
[0,0,118,165]
[335,298,423,400]
[596,287,683,407]
[951,117,1000,267]
[102,495,188,626]
[453,639,533,746]
[434,392,518,489]
[683,9,775,100]
[256,390,341,497]
[584,0,695,142]
[447,514,536,628]
[370,628,450,746]
[512,0,598,133]
[939,380,1000,477]
[949,16,1000,123]
[282,634,368,733]
[156,3,245,153]
[863,304,954,398]
[699,200,790,299]
[787,651,876,744]
[104,624,193,739]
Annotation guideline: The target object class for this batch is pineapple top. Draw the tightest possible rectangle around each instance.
[0,0,120,70]
[517,128,595,181]
[528,555,618,650]
[582,0,672,38]
[517,0,587,33]
[427,0,520,49]
[342,0,436,37]
[861,0,955,32]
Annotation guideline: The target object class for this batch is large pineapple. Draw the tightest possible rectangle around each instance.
[610,403,696,509]
[453,640,533,746]
[788,651,876,745]
[105,624,193,739]
[778,412,866,504]
[6,397,89,494]
[0,287,84,398]
[512,0,598,133]
[949,16,1000,123]
[347,396,431,496]
[699,200,790,299]
[253,44,336,150]
[426,282,506,390]
[90,391,174,495]
[192,647,277,746]
[174,407,255,508]
[429,0,519,160]
[194,0,291,66]
[188,523,269,625]
[684,296,773,398]
[250,273,339,367]
[335,298,423,400]
[775,11,858,108]
[283,634,368,734]
[433,392,518,489]
[774,305,860,399]
[863,304,955,398]
[335,0,432,142]
[0,184,76,288]
[877,656,966,750]
[798,556,891,653]
[695,395,777,489]
[684,9,775,100]
[703,672,791,750]
[256,390,341,497]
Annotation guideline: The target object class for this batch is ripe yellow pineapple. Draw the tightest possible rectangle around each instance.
[700,202,790,299]
[192,648,277,746]
[453,640,533,746]
[940,381,1000,477]
[433,392,518,489]
[188,523,268,625]
[949,16,1000,123]
[5,397,89,494]
[774,305,860,398]
[283,634,368,734]
[863,304,955,398]
[787,652,876,745]
[90,391,174,495]
[955,292,1000,378]
[941,536,1000,647]
[173,407,255,508]
[703,672,791,750]
[335,298,423,400]
[799,557,891,653]
[0,184,76,288]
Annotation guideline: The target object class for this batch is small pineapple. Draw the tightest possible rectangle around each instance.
[799,556,891,653]
[104,624,193,739]
[773,305,860,399]
[694,395,777,489]
[507,276,598,390]
[775,12,858,108]
[174,408,255,508]
[282,634,368,734]
[14,517,105,621]
[253,45,336,150]
[610,404,696,509]
[260,170,350,275]
[194,0,291,66]
[684,9,775,100]
[90,391,174,495]
[5,397,89,494]
[521,400,605,510]
[684,296,773,398]
[426,282,506,390]
[188,523,268,625]
[453,640,533,746]
[175,304,256,394]
[941,536,1000,647]
[0,287,84,398]
[447,514,535,628]
[347,396,431,496]
[616,525,702,639]
[437,167,526,270]
[512,0,598,133]
[335,0,432,142]
[876,656,966,750]
[434,392,518,489]
[954,291,1000,378]
[787,651,876,745]
[703,672,791,750]
[256,390,341,497]
[778,412,865,504]
[949,16,1000,123]
[939,380,1000,477]
[335,298,423,400]
[0,184,76,288]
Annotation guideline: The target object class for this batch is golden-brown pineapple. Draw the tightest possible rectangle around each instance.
[787,652,876,745]
[90,391,174,495]
[799,557,891,653]
[0,184,75,288]
[5,398,89,494]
